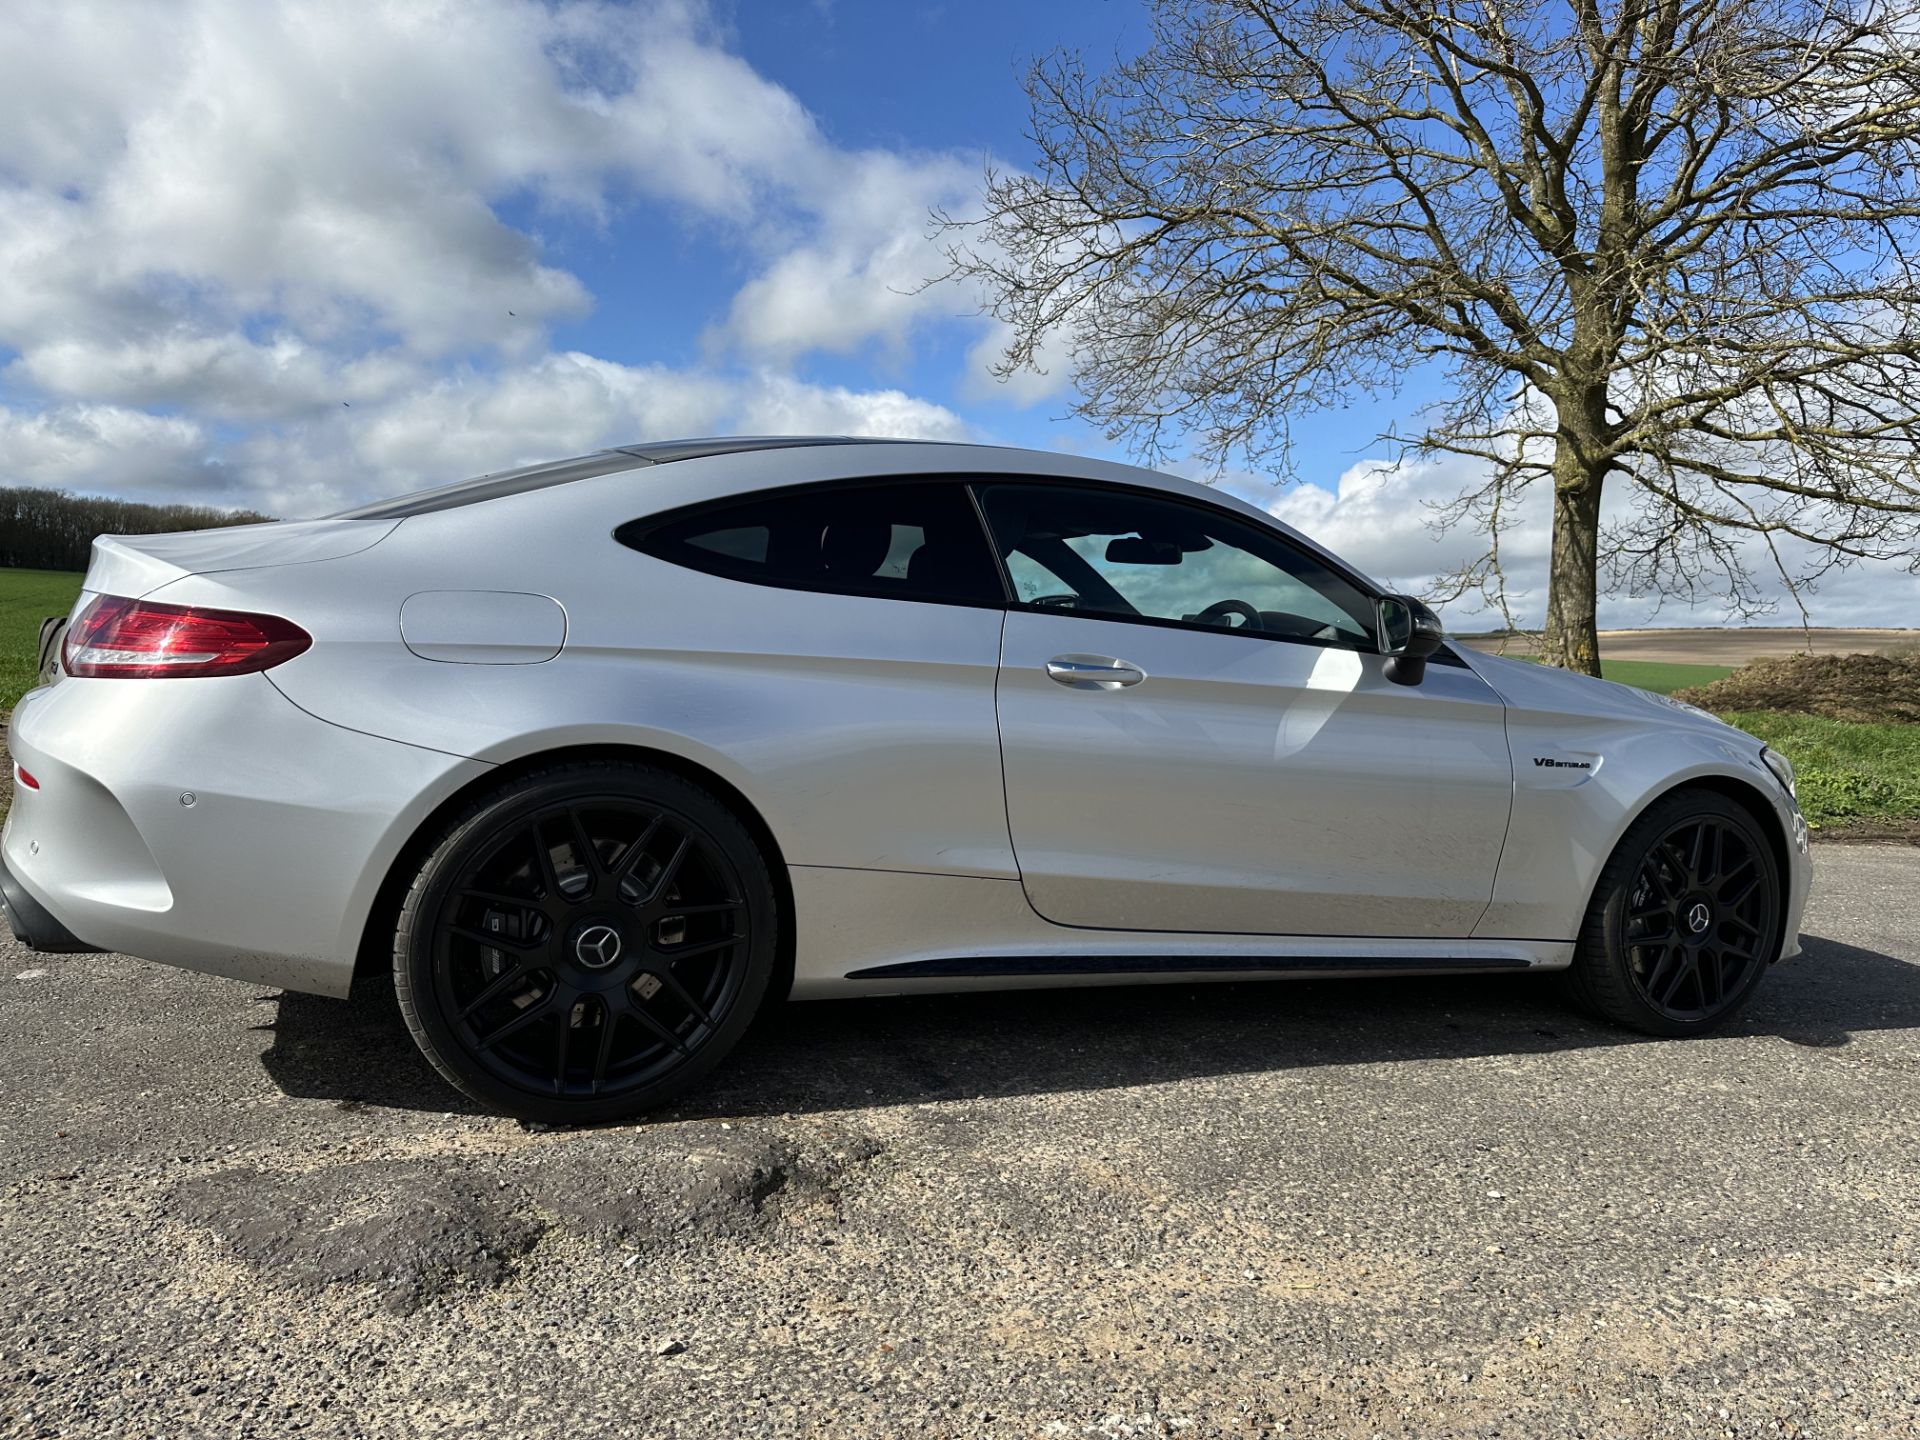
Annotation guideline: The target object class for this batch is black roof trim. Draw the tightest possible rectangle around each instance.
[609,435,933,464]
[325,436,948,521]
[325,451,648,520]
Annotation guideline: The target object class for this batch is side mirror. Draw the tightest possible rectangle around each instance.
[1377,595,1445,686]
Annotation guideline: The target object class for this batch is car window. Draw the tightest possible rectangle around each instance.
[975,482,1378,648]
[620,481,1006,607]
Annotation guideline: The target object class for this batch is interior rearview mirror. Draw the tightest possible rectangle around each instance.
[1104,536,1182,565]
[1377,595,1446,685]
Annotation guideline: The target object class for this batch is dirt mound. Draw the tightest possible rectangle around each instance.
[1675,652,1920,724]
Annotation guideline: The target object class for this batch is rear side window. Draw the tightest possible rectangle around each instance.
[619,481,1006,608]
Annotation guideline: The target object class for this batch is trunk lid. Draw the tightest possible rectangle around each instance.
[81,517,401,598]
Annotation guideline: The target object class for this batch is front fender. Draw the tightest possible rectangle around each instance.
[1476,711,1807,947]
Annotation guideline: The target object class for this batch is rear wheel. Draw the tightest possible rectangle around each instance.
[1563,790,1782,1036]
[394,761,779,1123]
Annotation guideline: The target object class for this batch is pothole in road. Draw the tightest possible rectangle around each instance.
[166,1119,883,1312]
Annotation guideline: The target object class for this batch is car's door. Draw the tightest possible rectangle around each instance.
[976,480,1514,937]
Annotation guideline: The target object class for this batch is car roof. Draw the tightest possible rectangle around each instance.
[326,436,931,521]
[323,435,1381,596]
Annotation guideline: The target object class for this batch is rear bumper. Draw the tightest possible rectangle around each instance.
[0,849,102,953]
[3,675,489,997]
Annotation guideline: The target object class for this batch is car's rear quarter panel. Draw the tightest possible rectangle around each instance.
[4,674,486,995]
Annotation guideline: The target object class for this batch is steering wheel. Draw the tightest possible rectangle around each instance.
[1194,598,1262,630]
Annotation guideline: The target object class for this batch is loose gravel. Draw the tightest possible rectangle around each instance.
[4,846,1918,1438]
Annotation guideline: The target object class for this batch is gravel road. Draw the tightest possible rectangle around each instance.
[3,845,1918,1439]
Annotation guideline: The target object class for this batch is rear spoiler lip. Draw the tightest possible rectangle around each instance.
[83,518,402,600]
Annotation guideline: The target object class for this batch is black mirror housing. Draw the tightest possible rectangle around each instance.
[1377,595,1445,685]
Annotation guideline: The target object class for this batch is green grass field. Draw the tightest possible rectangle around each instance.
[1722,711,1920,831]
[0,568,83,712]
[1595,658,1736,694]
[1487,658,1909,829]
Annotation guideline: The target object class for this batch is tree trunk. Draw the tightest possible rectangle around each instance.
[1542,470,1604,675]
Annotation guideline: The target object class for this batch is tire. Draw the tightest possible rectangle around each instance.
[393,760,780,1123]
[1562,789,1783,1037]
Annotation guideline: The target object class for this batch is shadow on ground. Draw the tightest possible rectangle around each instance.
[258,934,1919,1120]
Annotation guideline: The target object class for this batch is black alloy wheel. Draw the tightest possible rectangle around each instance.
[394,762,778,1122]
[1621,814,1774,1022]
[1564,789,1783,1036]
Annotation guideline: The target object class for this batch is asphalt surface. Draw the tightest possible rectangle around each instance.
[3,846,1918,1439]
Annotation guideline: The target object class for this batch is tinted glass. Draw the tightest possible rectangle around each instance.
[623,482,1006,607]
[976,482,1377,647]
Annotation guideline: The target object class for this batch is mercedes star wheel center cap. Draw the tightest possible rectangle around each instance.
[1686,902,1712,935]
[574,923,624,969]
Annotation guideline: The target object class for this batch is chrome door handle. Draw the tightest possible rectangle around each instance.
[1045,654,1147,690]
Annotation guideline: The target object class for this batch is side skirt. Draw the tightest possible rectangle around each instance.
[847,953,1534,981]
[789,865,1571,999]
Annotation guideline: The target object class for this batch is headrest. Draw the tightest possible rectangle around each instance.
[819,519,893,577]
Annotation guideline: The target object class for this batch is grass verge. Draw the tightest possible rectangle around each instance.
[1,568,83,712]
[1,569,83,819]
[1597,658,1736,695]
[1721,711,1920,836]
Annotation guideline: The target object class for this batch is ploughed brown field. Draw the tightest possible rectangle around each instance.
[1460,627,1920,664]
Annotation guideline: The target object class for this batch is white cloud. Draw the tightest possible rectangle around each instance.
[327,353,965,506]
[730,372,969,442]
[9,334,421,422]
[1,354,967,519]
[1258,454,1544,597]
[718,150,980,364]
[0,403,226,497]
[0,0,606,366]
[1223,456,1920,631]
[0,0,995,518]
[962,321,1077,407]
[0,0,997,398]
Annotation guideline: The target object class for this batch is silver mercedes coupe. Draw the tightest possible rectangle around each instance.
[2,437,1811,1121]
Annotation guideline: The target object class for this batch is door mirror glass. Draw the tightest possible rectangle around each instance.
[1378,596,1415,654]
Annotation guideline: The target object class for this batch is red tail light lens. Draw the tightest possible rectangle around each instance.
[63,595,312,679]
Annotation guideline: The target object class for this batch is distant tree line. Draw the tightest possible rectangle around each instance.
[0,486,274,572]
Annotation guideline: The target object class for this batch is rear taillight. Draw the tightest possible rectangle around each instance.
[63,595,312,679]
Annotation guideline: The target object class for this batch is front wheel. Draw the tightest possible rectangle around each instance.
[1563,790,1783,1037]
[393,761,779,1123]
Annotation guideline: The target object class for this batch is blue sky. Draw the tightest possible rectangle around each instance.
[530,0,1172,454]
[0,0,1910,627]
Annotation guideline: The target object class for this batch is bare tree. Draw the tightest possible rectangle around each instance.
[947,0,1920,673]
